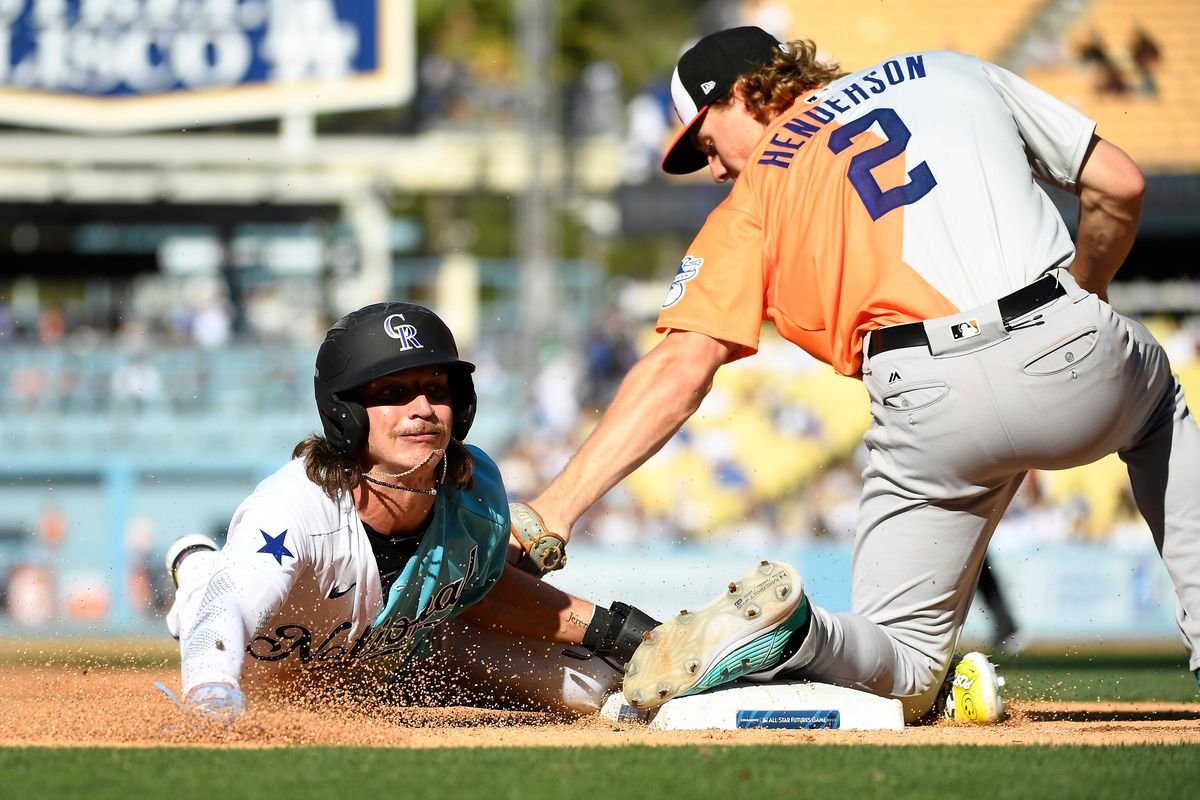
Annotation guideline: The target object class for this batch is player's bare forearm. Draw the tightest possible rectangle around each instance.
[1070,135,1144,301]
[531,330,734,537]
[461,562,594,643]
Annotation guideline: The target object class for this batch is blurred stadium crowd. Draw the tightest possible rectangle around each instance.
[2,0,1198,629]
[6,306,1199,628]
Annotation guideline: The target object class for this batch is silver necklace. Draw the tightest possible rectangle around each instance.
[366,448,442,478]
[363,450,447,496]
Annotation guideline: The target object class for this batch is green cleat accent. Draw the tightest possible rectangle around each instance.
[622,561,808,710]
[681,601,810,697]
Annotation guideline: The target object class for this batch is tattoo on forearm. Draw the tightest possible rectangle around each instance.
[568,612,587,628]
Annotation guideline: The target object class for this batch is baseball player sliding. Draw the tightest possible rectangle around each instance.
[160,303,657,723]
[521,27,1200,723]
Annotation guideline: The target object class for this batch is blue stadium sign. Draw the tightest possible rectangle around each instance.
[0,0,414,133]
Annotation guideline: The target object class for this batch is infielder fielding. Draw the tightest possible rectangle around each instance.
[161,302,656,723]
[522,27,1200,722]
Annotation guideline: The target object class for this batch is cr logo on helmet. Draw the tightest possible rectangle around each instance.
[383,314,424,350]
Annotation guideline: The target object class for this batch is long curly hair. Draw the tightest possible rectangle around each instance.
[712,39,848,124]
[293,435,474,502]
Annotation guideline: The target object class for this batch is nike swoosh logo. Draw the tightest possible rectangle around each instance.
[327,582,356,599]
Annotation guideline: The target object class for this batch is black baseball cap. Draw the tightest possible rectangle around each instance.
[662,26,786,175]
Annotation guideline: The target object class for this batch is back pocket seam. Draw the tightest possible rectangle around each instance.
[1021,327,1099,377]
[880,381,950,413]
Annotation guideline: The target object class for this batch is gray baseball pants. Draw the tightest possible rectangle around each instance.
[767,268,1200,721]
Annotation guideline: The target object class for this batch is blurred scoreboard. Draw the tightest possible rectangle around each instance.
[0,0,414,133]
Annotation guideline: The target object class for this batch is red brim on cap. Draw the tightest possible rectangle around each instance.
[661,106,710,175]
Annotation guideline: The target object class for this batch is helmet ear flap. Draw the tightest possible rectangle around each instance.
[324,396,370,457]
[450,371,477,441]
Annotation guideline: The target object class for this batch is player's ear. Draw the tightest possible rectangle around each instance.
[733,86,769,126]
[733,85,753,112]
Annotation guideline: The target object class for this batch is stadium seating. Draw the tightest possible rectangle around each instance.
[1022,0,1200,172]
[751,0,1043,68]
[747,0,1198,171]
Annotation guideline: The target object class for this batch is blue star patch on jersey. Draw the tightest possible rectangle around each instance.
[257,529,294,565]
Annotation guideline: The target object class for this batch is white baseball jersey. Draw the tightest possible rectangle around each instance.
[657,50,1097,375]
[168,446,509,694]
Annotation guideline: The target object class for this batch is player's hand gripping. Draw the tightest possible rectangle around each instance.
[509,502,567,576]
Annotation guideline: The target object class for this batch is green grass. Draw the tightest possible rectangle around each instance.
[0,638,177,670]
[2,744,1197,800]
[2,645,1196,799]
[996,648,1197,703]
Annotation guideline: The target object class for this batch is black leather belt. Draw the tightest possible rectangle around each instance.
[868,274,1067,357]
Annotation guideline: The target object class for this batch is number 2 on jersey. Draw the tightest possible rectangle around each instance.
[827,108,936,221]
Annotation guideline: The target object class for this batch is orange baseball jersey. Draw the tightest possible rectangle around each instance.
[656,50,1097,376]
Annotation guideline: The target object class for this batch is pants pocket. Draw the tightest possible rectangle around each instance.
[1021,328,1099,376]
[881,382,949,412]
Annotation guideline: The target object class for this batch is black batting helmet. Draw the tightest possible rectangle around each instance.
[314,302,477,457]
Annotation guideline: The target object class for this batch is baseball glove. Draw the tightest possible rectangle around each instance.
[509,502,567,576]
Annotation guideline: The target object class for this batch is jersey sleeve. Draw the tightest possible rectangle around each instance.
[178,498,305,692]
[978,59,1097,191]
[655,193,767,360]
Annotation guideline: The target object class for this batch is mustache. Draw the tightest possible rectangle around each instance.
[393,422,447,436]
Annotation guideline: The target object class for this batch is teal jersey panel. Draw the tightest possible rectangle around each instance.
[372,446,510,647]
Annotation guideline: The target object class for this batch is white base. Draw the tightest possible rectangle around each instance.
[599,680,905,731]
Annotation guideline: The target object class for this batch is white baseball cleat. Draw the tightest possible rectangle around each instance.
[622,560,809,710]
[165,534,219,588]
[940,651,1007,723]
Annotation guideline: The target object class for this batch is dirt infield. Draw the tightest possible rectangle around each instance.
[2,663,1198,749]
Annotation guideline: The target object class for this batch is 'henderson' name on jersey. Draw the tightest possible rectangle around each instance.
[758,55,929,169]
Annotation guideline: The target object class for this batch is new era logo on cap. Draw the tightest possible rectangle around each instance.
[700,80,717,94]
